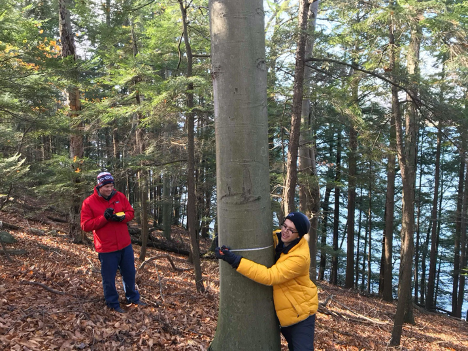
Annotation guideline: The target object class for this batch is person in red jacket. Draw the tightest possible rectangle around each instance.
[81,172,146,313]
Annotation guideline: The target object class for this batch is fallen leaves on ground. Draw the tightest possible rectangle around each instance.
[1,211,467,350]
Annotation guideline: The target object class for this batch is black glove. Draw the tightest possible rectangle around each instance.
[215,245,242,269]
[111,214,125,222]
[104,208,114,220]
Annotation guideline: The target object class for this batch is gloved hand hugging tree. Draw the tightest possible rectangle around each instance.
[215,245,242,269]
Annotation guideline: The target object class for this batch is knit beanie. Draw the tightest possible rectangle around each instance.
[96,172,114,188]
[284,212,310,237]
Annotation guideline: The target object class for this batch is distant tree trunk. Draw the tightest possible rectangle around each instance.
[138,172,149,260]
[298,0,320,282]
[435,170,444,307]
[452,143,464,316]
[420,224,431,305]
[318,177,332,281]
[426,126,442,311]
[382,16,398,302]
[282,0,310,214]
[414,131,426,304]
[330,133,341,286]
[59,0,85,244]
[162,174,171,240]
[367,161,373,294]
[356,190,363,287]
[345,93,358,289]
[456,162,468,317]
[179,0,204,293]
[390,11,421,345]
[361,211,368,291]
[209,0,280,349]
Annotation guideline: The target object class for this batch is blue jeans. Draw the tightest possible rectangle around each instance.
[98,244,140,308]
[281,314,316,350]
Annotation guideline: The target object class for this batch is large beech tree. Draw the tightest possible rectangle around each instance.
[208,0,280,349]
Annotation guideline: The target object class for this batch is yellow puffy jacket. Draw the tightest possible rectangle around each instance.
[236,231,318,327]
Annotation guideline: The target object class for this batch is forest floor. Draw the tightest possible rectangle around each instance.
[1,208,468,351]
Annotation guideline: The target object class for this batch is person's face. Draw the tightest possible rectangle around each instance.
[99,183,114,197]
[281,219,299,245]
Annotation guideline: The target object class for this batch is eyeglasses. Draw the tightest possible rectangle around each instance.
[282,223,298,234]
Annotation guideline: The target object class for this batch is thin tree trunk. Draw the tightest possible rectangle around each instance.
[382,13,398,301]
[452,144,464,316]
[345,96,358,289]
[426,126,442,311]
[162,174,172,240]
[330,133,341,286]
[318,178,332,281]
[282,0,310,214]
[390,10,421,344]
[179,0,204,293]
[298,0,320,283]
[414,129,427,304]
[435,167,444,307]
[456,162,468,317]
[356,189,363,288]
[367,161,372,294]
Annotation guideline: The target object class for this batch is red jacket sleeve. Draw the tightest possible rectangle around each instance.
[80,199,108,232]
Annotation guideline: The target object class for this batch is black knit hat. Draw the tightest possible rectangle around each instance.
[284,212,310,237]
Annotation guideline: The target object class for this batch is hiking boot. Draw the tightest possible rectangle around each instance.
[132,300,147,307]
[112,306,125,313]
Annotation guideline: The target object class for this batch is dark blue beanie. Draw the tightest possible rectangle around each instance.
[96,172,114,188]
[285,212,310,237]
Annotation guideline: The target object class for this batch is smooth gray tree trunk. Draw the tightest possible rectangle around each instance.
[209,1,280,349]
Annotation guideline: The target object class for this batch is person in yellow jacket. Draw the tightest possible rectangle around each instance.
[215,211,318,350]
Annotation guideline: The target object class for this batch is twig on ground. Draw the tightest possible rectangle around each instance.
[21,280,66,295]
[138,254,190,272]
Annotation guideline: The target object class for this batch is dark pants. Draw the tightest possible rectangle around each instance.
[98,244,140,308]
[281,314,316,351]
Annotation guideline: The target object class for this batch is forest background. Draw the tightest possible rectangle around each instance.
[1,0,468,341]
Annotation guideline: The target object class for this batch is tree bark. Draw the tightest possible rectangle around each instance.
[456,162,468,317]
[381,13,398,302]
[162,173,172,240]
[209,0,280,349]
[179,0,204,293]
[282,0,311,214]
[318,175,332,281]
[426,126,442,311]
[330,132,341,286]
[59,0,84,244]
[452,141,464,316]
[390,10,421,345]
[298,0,320,283]
[345,73,359,289]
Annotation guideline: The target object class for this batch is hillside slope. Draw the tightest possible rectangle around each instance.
[1,210,467,350]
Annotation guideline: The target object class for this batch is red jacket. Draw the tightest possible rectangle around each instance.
[80,187,135,253]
